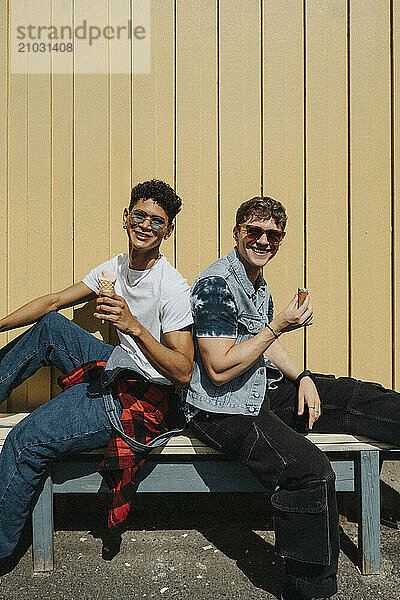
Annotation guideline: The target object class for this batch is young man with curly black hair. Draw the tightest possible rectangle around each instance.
[0,179,194,566]
[186,196,400,600]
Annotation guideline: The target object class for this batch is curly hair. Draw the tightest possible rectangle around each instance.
[236,196,287,230]
[129,179,182,223]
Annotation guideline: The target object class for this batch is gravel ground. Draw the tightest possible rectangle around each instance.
[0,460,398,600]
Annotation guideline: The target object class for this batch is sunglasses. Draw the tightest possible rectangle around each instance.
[129,209,167,233]
[240,224,286,246]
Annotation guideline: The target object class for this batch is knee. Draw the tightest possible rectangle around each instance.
[36,311,71,338]
[39,310,65,327]
[307,448,334,480]
[3,425,53,474]
[291,444,334,485]
[4,417,32,459]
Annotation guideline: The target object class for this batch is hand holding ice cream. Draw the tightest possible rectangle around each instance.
[94,269,141,336]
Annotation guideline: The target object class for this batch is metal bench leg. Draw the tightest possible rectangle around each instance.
[32,476,54,572]
[357,450,380,574]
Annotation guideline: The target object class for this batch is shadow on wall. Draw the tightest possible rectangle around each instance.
[73,301,113,341]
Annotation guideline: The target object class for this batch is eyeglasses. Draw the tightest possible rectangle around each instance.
[240,224,286,246]
[129,209,167,233]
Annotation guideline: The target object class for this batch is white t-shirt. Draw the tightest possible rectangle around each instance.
[82,253,193,385]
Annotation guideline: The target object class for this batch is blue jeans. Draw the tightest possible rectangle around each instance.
[0,311,115,559]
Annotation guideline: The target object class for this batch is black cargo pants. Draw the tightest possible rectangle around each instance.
[190,374,400,598]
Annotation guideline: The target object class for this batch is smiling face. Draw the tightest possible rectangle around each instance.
[123,198,173,268]
[233,216,284,282]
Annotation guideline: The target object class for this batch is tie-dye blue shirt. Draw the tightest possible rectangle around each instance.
[191,276,274,338]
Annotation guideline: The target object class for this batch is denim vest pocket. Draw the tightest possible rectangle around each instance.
[237,314,265,338]
[271,480,331,565]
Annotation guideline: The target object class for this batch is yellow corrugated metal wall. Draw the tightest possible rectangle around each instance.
[0,1,399,411]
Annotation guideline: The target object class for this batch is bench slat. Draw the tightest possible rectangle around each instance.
[49,458,356,494]
[0,413,396,454]
[0,413,30,426]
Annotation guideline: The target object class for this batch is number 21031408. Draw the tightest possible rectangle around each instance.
[18,42,73,52]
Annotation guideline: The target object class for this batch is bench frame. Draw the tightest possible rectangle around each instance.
[1,414,396,577]
[31,446,384,575]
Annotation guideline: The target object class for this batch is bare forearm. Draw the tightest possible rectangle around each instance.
[0,294,58,333]
[204,327,278,385]
[131,327,192,388]
[264,340,302,381]
[202,311,305,385]
[0,282,94,334]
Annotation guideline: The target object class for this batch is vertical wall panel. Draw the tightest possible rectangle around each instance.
[108,2,132,347]
[25,1,52,409]
[73,2,110,344]
[0,0,7,366]
[305,0,348,375]
[50,1,74,399]
[109,76,131,258]
[8,72,29,409]
[262,0,304,366]
[109,70,131,259]
[350,0,392,385]
[52,2,74,299]
[131,0,175,265]
[175,0,218,284]
[73,7,109,280]
[394,1,400,391]
[219,0,262,256]
[7,0,29,409]
[109,0,131,260]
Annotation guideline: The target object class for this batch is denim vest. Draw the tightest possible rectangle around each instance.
[186,247,282,416]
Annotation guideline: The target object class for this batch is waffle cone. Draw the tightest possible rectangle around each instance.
[297,288,308,308]
[99,279,115,293]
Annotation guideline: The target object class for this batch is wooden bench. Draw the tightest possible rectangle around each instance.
[1,413,397,576]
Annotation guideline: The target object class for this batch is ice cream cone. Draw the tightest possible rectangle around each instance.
[98,279,115,293]
[297,287,308,308]
[98,269,117,325]
[98,269,117,294]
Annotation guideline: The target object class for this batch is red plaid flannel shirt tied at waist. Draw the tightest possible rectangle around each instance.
[58,360,186,529]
